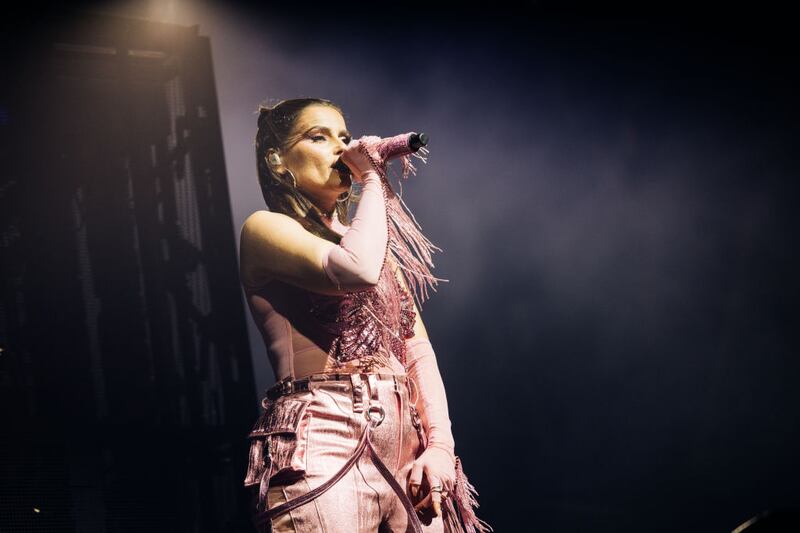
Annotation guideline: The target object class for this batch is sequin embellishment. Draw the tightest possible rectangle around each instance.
[307,260,416,369]
[307,138,445,371]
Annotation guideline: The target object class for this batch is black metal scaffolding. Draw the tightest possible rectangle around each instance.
[1,13,257,532]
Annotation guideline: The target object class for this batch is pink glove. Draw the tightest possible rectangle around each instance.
[339,135,383,183]
[321,136,389,290]
[406,337,456,517]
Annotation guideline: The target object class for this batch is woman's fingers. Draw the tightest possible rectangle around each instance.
[431,489,442,517]
[409,462,448,516]
[412,485,443,517]
[408,462,424,498]
[341,135,383,177]
[427,471,442,517]
[414,492,432,512]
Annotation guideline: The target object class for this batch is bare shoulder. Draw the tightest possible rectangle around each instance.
[239,209,339,293]
[241,210,297,235]
[240,211,297,287]
[240,210,305,248]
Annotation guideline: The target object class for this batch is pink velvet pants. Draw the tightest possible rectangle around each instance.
[249,373,444,533]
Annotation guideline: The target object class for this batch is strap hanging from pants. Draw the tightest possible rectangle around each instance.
[254,374,424,533]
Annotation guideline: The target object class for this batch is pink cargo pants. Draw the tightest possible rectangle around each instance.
[246,373,444,533]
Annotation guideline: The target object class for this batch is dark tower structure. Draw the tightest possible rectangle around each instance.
[1,13,257,532]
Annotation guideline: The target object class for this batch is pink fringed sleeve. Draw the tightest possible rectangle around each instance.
[406,337,494,533]
[321,170,389,290]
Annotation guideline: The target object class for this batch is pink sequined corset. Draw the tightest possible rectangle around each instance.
[307,259,417,369]
[244,142,448,380]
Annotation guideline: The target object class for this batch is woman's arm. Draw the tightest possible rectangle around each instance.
[240,138,388,294]
[393,265,457,517]
[322,171,388,289]
[406,337,456,456]
[240,171,387,294]
[396,265,456,457]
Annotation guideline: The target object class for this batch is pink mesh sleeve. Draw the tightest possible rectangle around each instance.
[407,339,495,533]
[406,337,456,459]
[321,171,389,290]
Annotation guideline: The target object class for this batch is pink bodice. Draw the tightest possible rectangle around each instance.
[242,216,418,382]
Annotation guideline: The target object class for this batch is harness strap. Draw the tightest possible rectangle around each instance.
[365,430,423,533]
[254,416,423,533]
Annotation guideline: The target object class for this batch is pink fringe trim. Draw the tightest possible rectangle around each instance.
[442,456,493,533]
[375,146,449,309]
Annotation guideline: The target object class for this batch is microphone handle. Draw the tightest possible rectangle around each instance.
[334,132,428,174]
[376,132,428,160]
[409,132,429,151]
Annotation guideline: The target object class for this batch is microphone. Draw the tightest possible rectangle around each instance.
[333,132,428,175]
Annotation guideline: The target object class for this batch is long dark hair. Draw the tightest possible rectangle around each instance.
[254,98,353,243]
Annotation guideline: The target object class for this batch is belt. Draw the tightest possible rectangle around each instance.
[255,372,424,533]
[264,372,407,403]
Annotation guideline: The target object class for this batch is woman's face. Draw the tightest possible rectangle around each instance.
[280,105,353,204]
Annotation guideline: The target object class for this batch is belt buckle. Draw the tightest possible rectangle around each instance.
[279,378,294,396]
[268,376,294,400]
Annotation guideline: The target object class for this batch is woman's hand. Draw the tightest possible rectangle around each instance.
[340,135,383,182]
[407,446,456,518]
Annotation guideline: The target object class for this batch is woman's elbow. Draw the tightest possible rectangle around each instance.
[358,263,382,286]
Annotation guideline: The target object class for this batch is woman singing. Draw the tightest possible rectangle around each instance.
[239,98,491,533]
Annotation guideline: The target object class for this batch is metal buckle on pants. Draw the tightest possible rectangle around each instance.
[367,404,385,426]
[256,372,425,533]
[265,376,312,401]
[265,376,299,400]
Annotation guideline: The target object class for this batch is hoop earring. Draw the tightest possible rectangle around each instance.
[337,189,351,203]
[283,169,298,189]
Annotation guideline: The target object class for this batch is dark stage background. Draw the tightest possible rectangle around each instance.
[2,2,798,532]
